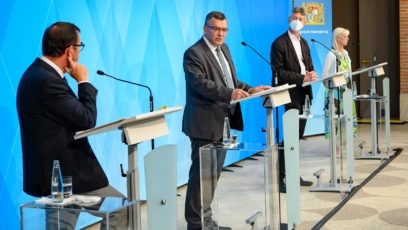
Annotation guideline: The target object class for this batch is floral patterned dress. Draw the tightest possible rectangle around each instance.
[324,51,358,139]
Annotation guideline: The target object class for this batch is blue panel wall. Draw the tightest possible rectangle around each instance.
[0,0,331,228]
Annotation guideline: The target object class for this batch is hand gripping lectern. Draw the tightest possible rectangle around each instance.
[351,62,392,160]
[230,84,300,230]
[303,71,356,193]
[74,106,183,230]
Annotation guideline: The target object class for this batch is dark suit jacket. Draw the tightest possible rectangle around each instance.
[17,58,108,197]
[182,38,251,141]
[270,32,314,109]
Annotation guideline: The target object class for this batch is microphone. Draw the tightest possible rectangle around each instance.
[242,41,281,145]
[241,41,278,86]
[311,38,340,70]
[97,70,155,149]
[311,38,339,58]
[96,70,154,113]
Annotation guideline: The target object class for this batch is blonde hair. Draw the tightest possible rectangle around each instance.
[332,27,350,51]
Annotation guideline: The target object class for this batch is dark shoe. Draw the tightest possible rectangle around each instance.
[300,177,313,186]
[279,183,286,193]
[204,217,231,230]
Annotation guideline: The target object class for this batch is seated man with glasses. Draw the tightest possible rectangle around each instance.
[17,21,127,229]
[182,11,270,230]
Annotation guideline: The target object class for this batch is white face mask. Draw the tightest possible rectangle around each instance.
[289,19,304,32]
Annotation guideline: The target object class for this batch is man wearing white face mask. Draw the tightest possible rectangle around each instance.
[270,7,317,193]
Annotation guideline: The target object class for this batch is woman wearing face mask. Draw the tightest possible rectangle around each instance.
[270,6,318,193]
[322,27,358,145]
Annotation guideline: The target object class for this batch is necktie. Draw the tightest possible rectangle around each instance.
[216,47,236,114]
[216,47,235,89]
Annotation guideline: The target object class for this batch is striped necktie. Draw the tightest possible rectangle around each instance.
[216,47,235,89]
[216,47,236,114]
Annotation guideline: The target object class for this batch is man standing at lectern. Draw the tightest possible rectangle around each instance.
[17,22,125,229]
[182,11,270,230]
[270,7,318,193]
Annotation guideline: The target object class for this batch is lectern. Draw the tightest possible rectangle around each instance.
[304,71,355,193]
[231,84,300,229]
[352,62,391,159]
[74,106,183,229]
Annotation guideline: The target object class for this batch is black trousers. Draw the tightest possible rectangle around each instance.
[279,104,306,183]
[185,138,226,230]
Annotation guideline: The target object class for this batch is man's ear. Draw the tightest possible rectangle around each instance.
[65,46,72,58]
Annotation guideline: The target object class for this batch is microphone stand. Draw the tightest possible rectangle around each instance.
[353,41,380,153]
[311,38,343,172]
[97,70,155,149]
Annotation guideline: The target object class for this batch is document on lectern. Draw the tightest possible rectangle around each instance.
[230,84,296,104]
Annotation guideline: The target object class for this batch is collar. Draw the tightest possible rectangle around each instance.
[40,56,64,79]
[288,30,301,41]
[203,36,219,52]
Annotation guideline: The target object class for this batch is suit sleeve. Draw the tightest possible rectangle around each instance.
[271,40,304,86]
[42,77,97,131]
[183,48,232,103]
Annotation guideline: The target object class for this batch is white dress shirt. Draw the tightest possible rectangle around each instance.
[203,36,233,78]
[288,31,306,75]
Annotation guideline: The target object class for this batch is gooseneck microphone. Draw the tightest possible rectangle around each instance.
[96,70,154,113]
[311,38,340,69]
[241,41,281,145]
[96,70,155,149]
[241,41,272,66]
[241,41,278,86]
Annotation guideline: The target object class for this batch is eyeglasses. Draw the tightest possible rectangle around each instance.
[205,24,229,33]
[71,42,85,52]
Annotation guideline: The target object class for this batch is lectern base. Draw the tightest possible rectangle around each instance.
[262,223,289,230]
[310,182,354,193]
[355,152,390,160]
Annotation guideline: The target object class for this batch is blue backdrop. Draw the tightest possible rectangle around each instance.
[0,0,331,228]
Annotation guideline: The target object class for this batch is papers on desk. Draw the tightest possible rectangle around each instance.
[36,195,102,207]
[230,84,295,104]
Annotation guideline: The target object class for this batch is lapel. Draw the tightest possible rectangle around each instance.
[200,39,228,87]
[300,38,309,71]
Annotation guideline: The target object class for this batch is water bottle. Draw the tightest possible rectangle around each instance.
[303,95,311,116]
[51,160,64,203]
[352,81,357,98]
[222,117,231,145]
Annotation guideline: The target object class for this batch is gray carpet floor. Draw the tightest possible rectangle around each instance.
[169,123,408,230]
[83,123,407,229]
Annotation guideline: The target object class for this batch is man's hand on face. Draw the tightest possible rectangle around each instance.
[65,56,88,82]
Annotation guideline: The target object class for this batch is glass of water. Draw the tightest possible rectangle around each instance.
[62,176,73,198]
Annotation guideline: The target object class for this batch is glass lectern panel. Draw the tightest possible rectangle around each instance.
[354,96,388,154]
[199,143,269,229]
